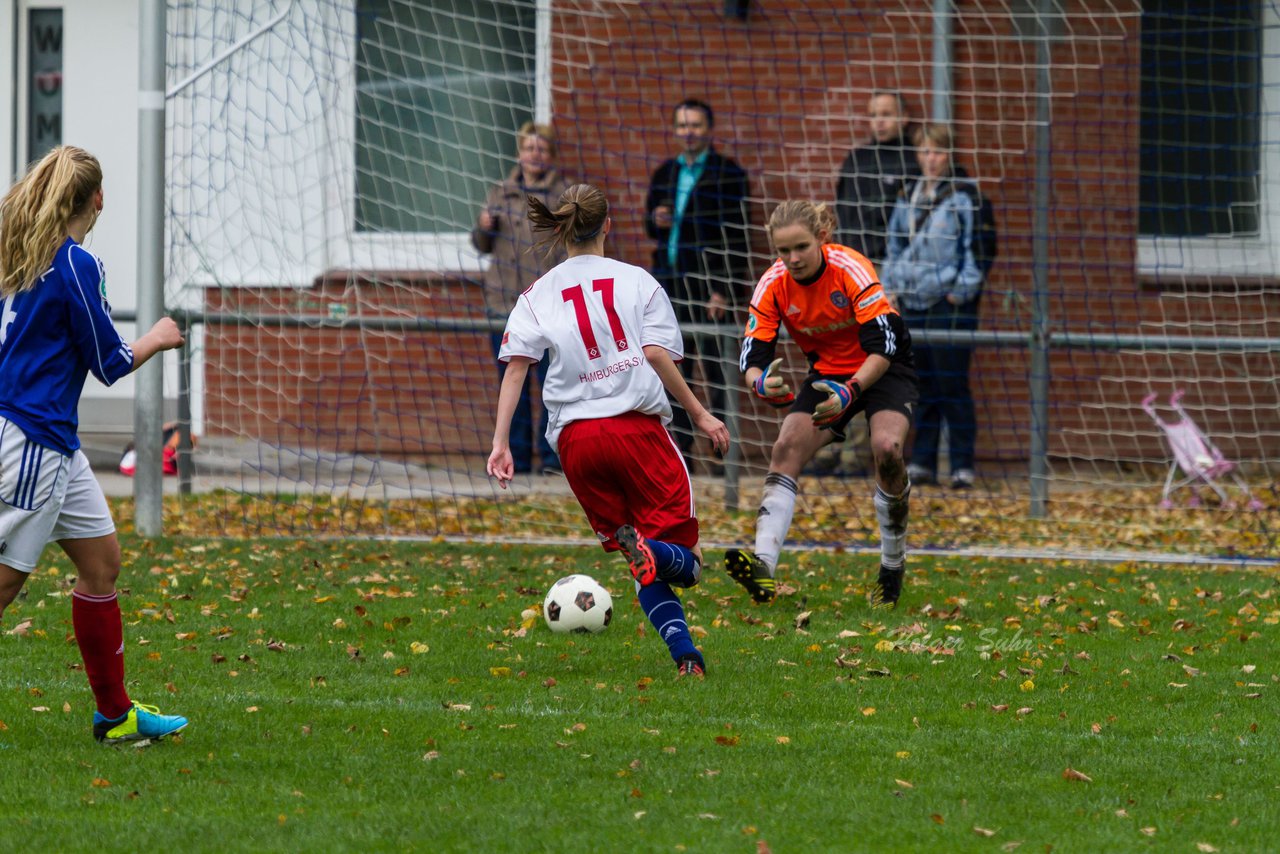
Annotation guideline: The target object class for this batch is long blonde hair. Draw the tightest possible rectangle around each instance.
[0,145,102,297]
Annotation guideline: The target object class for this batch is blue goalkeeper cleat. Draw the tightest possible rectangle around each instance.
[93,702,188,745]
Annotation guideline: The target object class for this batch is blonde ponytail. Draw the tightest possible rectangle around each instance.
[0,146,102,296]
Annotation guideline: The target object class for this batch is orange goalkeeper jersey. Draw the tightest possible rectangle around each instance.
[741,244,910,376]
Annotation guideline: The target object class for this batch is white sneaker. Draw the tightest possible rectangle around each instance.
[950,468,975,489]
[906,463,935,485]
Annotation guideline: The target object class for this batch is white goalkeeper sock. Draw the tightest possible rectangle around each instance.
[875,482,911,570]
[754,472,798,575]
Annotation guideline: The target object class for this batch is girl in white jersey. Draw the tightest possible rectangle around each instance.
[0,146,188,744]
[486,183,729,677]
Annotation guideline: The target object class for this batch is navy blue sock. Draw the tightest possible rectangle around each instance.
[637,580,698,663]
[645,539,700,588]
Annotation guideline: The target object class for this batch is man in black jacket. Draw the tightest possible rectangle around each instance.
[645,99,750,466]
[820,91,919,478]
[834,91,920,265]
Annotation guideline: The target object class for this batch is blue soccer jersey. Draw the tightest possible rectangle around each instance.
[0,237,134,455]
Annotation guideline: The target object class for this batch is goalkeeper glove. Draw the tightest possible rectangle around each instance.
[752,358,795,407]
[811,379,861,427]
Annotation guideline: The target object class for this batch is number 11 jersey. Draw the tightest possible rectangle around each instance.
[499,255,684,452]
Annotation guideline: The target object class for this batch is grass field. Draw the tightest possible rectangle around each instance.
[1,536,1276,852]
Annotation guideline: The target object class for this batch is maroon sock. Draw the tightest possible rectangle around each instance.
[72,591,131,719]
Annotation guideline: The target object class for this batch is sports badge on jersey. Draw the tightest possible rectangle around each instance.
[830,290,850,309]
[97,257,112,312]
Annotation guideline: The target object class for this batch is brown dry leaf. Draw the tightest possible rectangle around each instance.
[1001,843,1023,852]
[1196,844,1218,853]
[757,842,773,854]
[775,736,790,745]
[442,702,471,711]
[973,826,997,837]
[990,704,1009,713]
[794,611,811,630]
[393,666,410,677]
[930,813,945,824]
[715,735,740,747]
[895,779,913,789]
[1016,707,1033,716]
[861,707,876,716]
[1140,827,1157,836]
[1063,767,1092,783]
[91,778,111,788]
[6,620,32,637]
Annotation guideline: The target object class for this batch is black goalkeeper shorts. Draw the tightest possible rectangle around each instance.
[790,362,919,442]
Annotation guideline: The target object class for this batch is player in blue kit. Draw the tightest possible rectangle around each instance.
[0,145,188,744]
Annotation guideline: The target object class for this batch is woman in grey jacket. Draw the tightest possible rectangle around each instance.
[882,124,985,489]
[472,122,573,474]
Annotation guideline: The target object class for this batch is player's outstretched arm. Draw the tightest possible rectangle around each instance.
[487,357,535,488]
[130,317,186,371]
[642,344,730,456]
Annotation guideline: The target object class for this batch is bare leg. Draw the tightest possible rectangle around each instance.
[0,563,30,620]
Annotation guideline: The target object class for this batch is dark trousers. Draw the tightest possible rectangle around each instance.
[901,301,978,473]
[490,331,559,473]
[669,325,726,458]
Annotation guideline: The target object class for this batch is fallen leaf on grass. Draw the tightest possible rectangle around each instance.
[91,778,111,788]
[715,735,740,747]
[1140,827,1157,836]
[894,779,913,788]
[931,813,945,824]
[1063,767,1092,783]
[973,826,997,837]
[1196,844,1218,853]
[6,620,31,636]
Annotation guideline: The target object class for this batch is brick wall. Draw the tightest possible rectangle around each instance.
[202,0,1279,468]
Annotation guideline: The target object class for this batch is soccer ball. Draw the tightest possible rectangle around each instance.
[543,574,613,634]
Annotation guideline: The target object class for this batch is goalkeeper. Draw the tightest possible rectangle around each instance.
[728,200,919,607]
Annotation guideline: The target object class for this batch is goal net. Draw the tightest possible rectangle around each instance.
[164,0,1280,561]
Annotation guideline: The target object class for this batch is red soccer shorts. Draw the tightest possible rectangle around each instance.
[557,411,698,551]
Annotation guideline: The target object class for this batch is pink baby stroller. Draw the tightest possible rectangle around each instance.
[1141,390,1265,510]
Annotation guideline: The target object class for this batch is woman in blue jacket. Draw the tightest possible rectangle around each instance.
[882,124,986,489]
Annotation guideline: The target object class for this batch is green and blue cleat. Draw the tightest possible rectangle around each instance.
[93,702,188,745]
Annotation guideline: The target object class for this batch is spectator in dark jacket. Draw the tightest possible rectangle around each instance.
[818,91,918,477]
[834,91,920,266]
[644,99,750,465]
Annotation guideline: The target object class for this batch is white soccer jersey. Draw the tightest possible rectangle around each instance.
[499,255,683,451]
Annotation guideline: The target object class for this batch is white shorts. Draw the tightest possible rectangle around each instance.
[0,417,115,573]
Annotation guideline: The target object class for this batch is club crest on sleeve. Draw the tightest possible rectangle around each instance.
[746,314,758,333]
[830,290,850,309]
[501,331,509,345]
